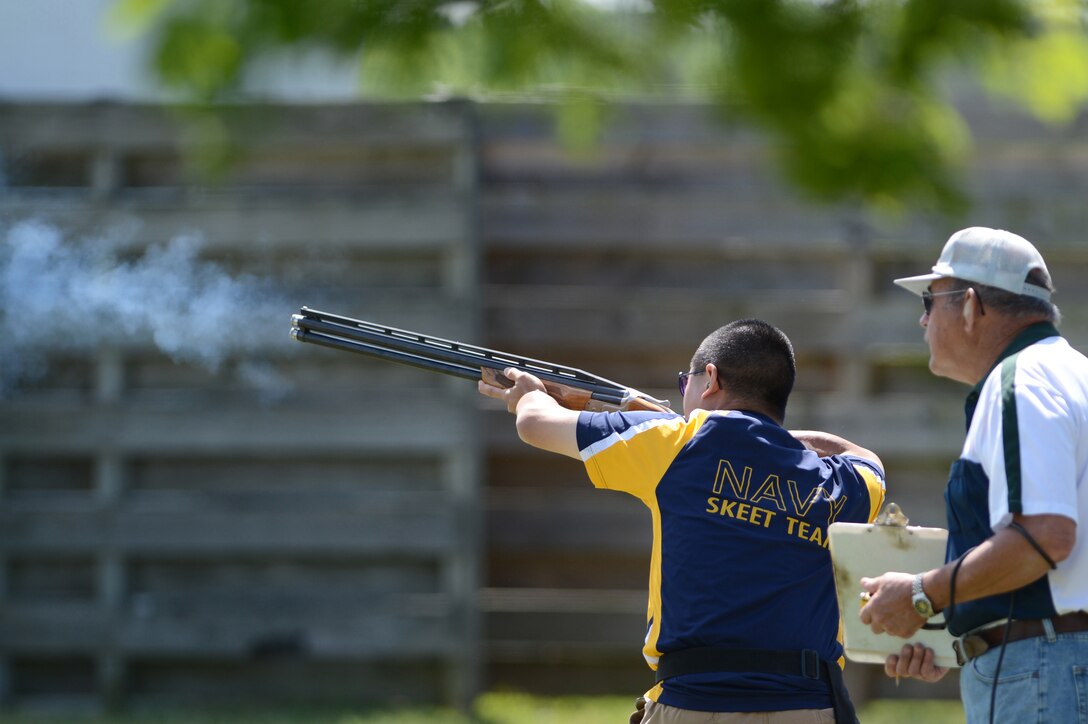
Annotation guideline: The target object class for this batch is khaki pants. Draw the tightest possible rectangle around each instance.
[642,700,835,724]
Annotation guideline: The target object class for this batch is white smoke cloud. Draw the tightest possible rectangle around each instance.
[0,220,292,396]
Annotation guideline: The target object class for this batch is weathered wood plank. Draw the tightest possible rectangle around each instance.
[0,508,458,556]
[479,136,1088,200]
[482,187,859,248]
[480,139,780,188]
[484,187,1088,250]
[0,395,472,454]
[479,103,767,146]
[123,659,447,706]
[1,600,460,657]
[127,459,445,496]
[480,587,645,613]
[0,102,470,150]
[0,193,469,250]
[488,550,648,590]
[488,488,650,553]
[485,608,646,648]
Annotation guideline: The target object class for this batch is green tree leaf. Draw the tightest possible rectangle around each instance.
[124,0,1088,212]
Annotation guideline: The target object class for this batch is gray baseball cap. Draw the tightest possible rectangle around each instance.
[894,226,1052,301]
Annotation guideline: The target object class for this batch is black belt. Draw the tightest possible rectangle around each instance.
[654,647,857,724]
[955,610,1088,664]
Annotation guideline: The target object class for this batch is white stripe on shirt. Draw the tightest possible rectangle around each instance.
[579,416,680,462]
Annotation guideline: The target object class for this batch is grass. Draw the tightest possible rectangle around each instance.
[0,693,966,724]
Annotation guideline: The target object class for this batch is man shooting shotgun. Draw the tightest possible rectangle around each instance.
[479,319,885,724]
[289,307,671,412]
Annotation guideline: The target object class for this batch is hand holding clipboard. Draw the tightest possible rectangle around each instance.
[828,504,960,669]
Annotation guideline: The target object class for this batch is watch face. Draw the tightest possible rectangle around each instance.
[913,598,934,618]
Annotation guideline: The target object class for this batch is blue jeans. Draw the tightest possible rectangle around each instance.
[960,630,1088,724]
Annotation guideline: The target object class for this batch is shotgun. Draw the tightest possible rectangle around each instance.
[290,307,672,413]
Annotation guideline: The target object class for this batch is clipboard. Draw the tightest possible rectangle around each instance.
[828,505,960,669]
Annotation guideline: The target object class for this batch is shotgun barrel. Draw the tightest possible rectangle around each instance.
[289,307,671,412]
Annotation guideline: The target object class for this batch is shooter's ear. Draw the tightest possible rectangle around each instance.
[703,364,721,395]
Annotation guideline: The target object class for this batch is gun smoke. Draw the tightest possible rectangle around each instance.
[1,220,291,398]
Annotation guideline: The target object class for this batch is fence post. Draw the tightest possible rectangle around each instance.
[94,348,127,709]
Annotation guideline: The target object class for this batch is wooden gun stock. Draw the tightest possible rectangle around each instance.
[291,307,672,414]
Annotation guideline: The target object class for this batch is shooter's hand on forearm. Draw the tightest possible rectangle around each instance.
[479,367,548,413]
[479,368,581,459]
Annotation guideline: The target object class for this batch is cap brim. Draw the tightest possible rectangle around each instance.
[893,273,942,297]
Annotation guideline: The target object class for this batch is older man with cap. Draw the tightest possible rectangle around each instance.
[858,227,1088,723]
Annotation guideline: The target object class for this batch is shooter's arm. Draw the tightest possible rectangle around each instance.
[479,368,580,459]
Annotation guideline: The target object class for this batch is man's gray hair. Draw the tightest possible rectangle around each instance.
[946,268,1061,324]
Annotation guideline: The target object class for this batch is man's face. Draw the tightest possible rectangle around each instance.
[921,278,967,381]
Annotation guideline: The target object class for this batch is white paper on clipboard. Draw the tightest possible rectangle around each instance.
[828,519,960,669]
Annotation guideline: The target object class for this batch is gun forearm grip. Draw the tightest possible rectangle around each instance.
[480,367,595,411]
[623,395,672,413]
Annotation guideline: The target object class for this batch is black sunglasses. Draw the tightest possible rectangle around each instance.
[922,288,966,315]
[678,370,705,396]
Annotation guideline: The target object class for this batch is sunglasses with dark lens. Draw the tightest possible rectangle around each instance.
[678,370,704,395]
[922,288,967,315]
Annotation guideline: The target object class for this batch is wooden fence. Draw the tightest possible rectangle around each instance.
[0,102,483,709]
[1,95,1087,709]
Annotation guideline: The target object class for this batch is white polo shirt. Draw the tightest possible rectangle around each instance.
[962,333,1088,614]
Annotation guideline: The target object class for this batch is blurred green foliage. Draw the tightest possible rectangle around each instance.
[113,0,1088,212]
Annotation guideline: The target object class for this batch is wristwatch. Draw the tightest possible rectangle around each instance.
[911,573,936,619]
